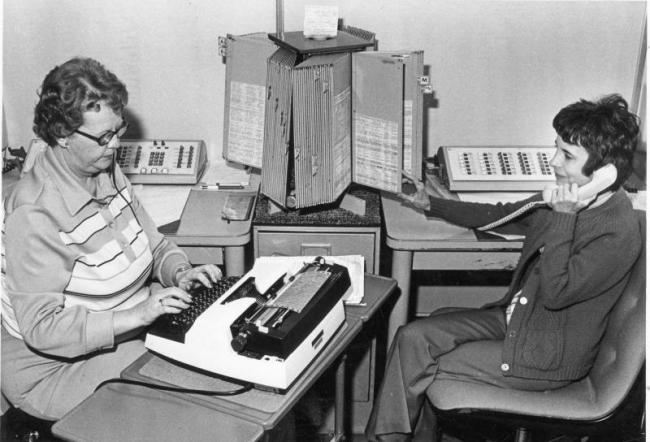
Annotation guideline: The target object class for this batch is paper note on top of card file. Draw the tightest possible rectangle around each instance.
[303,5,338,39]
[253,255,365,304]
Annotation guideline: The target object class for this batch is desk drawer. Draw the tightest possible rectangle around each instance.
[255,231,377,273]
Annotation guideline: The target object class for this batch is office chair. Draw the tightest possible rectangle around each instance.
[427,210,646,442]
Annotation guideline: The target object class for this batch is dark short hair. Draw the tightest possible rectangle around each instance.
[552,94,640,190]
[33,57,128,146]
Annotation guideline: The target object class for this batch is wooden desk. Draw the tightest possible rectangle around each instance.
[164,186,258,277]
[52,274,397,442]
[381,194,523,344]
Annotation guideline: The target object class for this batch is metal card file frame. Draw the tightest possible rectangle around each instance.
[223,32,428,208]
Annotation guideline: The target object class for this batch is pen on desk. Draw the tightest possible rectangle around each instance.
[199,182,246,190]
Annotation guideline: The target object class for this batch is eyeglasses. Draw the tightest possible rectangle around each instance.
[75,120,129,147]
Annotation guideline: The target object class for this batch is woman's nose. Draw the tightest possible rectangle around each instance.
[106,135,120,149]
[549,150,562,167]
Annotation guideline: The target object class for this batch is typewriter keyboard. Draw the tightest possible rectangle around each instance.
[148,276,240,343]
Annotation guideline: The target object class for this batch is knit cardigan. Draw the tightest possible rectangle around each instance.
[425,190,642,381]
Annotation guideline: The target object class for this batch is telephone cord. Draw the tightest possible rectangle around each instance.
[475,200,547,232]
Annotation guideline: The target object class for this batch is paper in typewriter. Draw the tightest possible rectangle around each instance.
[222,33,277,169]
[253,255,365,304]
[274,268,332,313]
[292,53,352,208]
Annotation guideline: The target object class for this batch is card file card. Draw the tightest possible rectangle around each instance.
[291,53,352,208]
[262,52,353,209]
[260,48,297,206]
[352,50,425,193]
[222,33,277,169]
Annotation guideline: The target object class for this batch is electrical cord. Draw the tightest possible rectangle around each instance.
[109,151,141,225]
[95,377,254,396]
[476,199,546,231]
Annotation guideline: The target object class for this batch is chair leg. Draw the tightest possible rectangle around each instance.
[1,407,56,441]
[515,427,531,442]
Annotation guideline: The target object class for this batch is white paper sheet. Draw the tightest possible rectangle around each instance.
[303,5,338,39]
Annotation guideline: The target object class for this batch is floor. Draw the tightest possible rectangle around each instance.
[293,417,646,442]
[1,391,645,442]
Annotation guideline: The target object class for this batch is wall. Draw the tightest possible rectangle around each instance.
[2,0,646,163]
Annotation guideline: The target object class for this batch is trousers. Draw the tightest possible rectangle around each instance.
[365,307,570,441]
[1,329,146,420]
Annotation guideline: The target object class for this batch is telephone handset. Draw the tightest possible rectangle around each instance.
[477,164,618,232]
[542,163,617,204]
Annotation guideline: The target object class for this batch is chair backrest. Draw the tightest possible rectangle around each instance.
[587,209,645,411]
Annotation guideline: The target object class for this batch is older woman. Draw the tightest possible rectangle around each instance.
[366,94,642,441]
[2,57,221,420]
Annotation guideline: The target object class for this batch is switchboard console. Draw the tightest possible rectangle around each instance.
[116,139,207,185]
[436,145,557,192]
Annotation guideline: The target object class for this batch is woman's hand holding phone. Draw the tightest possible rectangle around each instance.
[398,172,458,211]
[545,183,593,213]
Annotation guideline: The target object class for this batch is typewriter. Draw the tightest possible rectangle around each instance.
[145,257,351,391]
